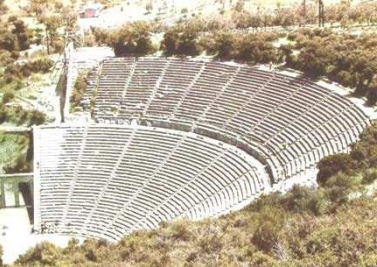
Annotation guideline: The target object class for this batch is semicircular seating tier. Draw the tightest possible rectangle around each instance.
[34,125,268,241]
[86,57,371,182]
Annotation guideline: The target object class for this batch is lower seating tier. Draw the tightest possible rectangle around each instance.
[33,125,269,241]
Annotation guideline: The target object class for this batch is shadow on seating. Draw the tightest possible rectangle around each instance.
[19,182,34,224]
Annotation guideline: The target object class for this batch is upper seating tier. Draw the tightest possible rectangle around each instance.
[89,57,371,182]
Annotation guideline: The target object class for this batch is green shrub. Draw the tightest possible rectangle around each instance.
[251,206,286,252]
[168,220,192,241]
[324,173,359,205]
[10,50,19,59]
[0,106,6,123]
[0,49,14,65]
[249,251,277,267]
[70,74,87,110]
[362,169,377,185]
[2,91,14,104]
[28,110,46,126]
[3,57,53,84]
[246,192,283,212]
[0,99,46,126]
[360,253,377,267]
[12,105,28,125]
[27,57,53,73]
[4,152,30,173]
[281,185,327,216]
[0,132,32,173]
[16,242,61,266]
[162,24,203,56]
[367,83,377,106]
[108,22,156,56]
[317,154,355,185]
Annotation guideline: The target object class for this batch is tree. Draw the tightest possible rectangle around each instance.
[349,123,377,170]
[251,206,286,253]
[132,22,155,55]
[177,26,202,56]
[367,79,377,106]
[92,27,111,45]
[16,242,61,266]
[317,154,355,185]
[162,24,202,56]
[261,12,274,28]
[279,44,295,67]
[28,110,46,126]
[29,0,51,15]
[12,20,30,50]
[70,74,87,109]
[324,173,358,204]
[281,185,327,216]
[39,15,61,54]
[295,38,333,77]
[162,29,180,56]
[109,22,155,56]
[340,16,350,28]
[347,51,375,94]
[249,13,263,30]
[274,6,297,28]
[234,0,244,12]
[235,33,280,64]
[325,4,339,26]
[213,31,237,59]
[335,70,353,87]
[0,32,16,52]
[60,6,77,31]
[2,91,14,104]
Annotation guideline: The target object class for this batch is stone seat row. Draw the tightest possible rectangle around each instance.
[80,57,370,182]
[34,125,267,241]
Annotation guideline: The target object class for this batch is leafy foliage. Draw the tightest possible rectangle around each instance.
[0,132,32,173]
[93,22,155,56]
[161,23,203,56]
[287,29,377,104]
[0,18,30,54]
[317,154,355,185]
[0,103,46,127]
[3,57,53,83]
[70,74,87,111]
[17,242,61,266]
